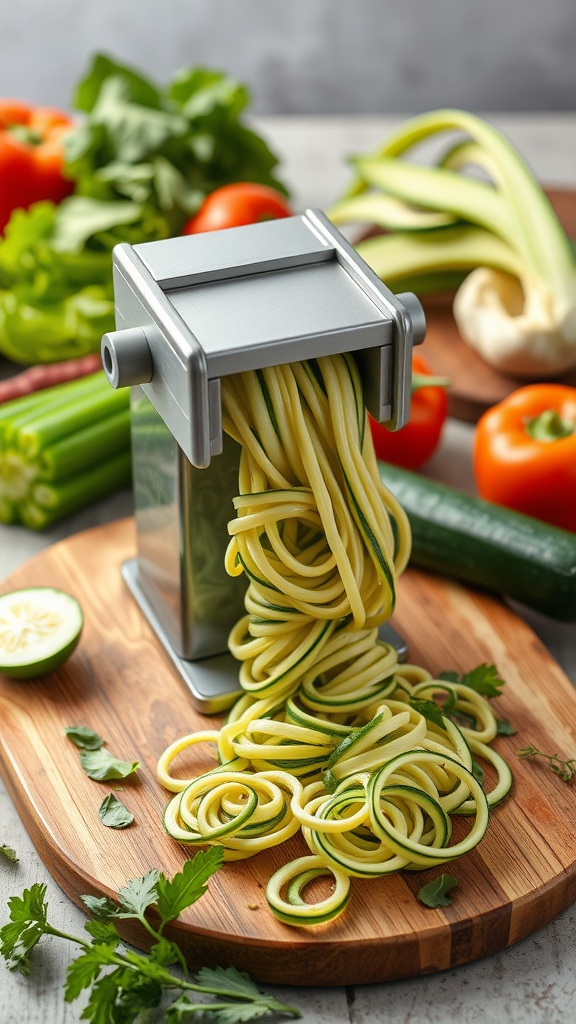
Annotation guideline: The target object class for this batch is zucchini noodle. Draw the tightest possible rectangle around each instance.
[159,354,512,924]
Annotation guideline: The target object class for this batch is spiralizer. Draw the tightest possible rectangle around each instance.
[101,209,425,711]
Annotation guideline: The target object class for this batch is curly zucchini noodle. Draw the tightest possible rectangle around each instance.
[158,354,512,925]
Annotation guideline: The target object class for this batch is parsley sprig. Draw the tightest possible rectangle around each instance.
[517,745,576,783]
[0,849,300,1022]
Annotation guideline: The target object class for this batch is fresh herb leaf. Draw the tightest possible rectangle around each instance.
[0,844,18,863]
[81,894,120,918]
[98,794,134,829]
[409,696,447,731]
[195,966,299,1022]
[1,863,300,1019]
[496,718,516,736]
[517,745,576,782]
[117,870,160,918]
[471,760,485,785]
[156,847,224,924]
[417,874,458,908]
[439,663,505,698]
[64,945,114,1001]
[84,918,120,948]
[79,748,139,781]
[65,725,105,750]
[0,883,49,974]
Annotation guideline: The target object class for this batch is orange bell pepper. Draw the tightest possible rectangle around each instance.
[0,98,74,232]
[474,384,576,532]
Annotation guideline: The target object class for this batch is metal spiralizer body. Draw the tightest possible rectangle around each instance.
[101,209,425,711]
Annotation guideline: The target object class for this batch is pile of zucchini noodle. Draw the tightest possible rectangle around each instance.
[157,354,512,926]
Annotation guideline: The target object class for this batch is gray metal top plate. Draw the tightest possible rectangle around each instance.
[166,259,390,376]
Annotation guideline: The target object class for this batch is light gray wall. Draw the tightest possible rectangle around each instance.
[1,0,575,113]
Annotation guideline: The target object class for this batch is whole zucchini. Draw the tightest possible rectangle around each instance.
[379,461,576,622]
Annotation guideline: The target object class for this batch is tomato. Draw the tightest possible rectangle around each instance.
[368,354,449,469]
[182,182,292,234]
[474,384,576,532]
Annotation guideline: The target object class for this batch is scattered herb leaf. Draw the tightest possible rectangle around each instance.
[98,794,134,829]
[65,725,105,750]
[0,845,18,863]
[471,760,485,786]
[439,663,505,699]
[517,745,576,782]
[417,874,458,908]
[0,860,300,1020]
[409,696,447,731]
[496,718,516,736]
[79,748,139,781]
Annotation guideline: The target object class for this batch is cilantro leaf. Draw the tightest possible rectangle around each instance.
[409,697,447,732]
[65,725,105,750]
[81,894,120,918]
[194,967,297,1022]
[98,793,134,829]
[496,718,516,736]
[117,869,160,918]
[84,918,120,948]
[79,970,128,1024]
[64,946,108,1001]
[79,748,139,781]
[439,663,505,698]
[0,844,18,862]
[156,848,223,924]
[0,883,49,974]
[417,874,458,909]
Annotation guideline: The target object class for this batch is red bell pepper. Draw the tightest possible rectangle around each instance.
[0,99,74,232]
[368,354,449,469]
[474,384,576,532]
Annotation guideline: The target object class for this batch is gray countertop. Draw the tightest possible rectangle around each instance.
[1,116,575,1024]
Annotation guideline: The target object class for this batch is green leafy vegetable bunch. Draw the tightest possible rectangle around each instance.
[0,54,286,365]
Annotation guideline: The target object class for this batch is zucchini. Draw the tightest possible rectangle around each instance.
[379,462,576,621]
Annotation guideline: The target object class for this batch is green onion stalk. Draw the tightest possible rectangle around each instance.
[0,371,131,529]
[327,109,576,378]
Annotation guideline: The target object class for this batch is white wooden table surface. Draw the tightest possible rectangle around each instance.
[1,116,575,1024]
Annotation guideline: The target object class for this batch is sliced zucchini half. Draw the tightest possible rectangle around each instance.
[0,587,83,680]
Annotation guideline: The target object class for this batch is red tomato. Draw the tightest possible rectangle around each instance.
[369,354,449,469]
[182,182,292,234]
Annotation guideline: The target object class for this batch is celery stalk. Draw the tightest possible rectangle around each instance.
[17,384,129,457]
[27,451,132,526]
[38,409,131,481]
[0,372,108,447]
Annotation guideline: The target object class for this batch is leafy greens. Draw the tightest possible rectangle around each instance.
[0,53,287,364]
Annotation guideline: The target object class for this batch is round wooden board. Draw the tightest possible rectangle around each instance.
[0,518,575,986]
[389,188,576,422]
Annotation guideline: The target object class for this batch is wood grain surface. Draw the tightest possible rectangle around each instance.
[404,188,576,422]
[0,518,575,986]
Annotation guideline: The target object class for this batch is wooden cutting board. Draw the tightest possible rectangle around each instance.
[0,518,575,986]
[395,188,576,422]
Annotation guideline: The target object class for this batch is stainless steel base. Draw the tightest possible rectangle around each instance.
[122,557,242,713]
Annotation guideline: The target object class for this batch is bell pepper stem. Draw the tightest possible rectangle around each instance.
[525,409,575,442]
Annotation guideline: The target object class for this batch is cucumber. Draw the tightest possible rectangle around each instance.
[0,587,83,679]
[379,462,576,622]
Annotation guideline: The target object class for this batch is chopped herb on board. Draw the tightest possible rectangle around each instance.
[517,745,576,782]
[417,874,458,908]
[439,663,505,698]
[79,748,139,781]
[98,794,134,829]
[0,852,300,1020]
[65,725,105,750]
[65,725,139,781]
[0,845,18,863]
